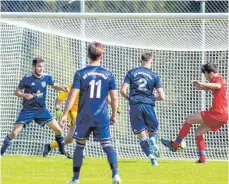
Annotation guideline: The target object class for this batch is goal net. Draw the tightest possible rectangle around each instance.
[0,13,228,160]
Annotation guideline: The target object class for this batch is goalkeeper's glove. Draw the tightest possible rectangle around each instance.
[117,107,122,115]
[56,108,63,119]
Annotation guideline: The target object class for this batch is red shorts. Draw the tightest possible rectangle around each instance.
[201,111,228,132]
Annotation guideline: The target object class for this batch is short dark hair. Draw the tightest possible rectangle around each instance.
[201,63,218,74]
[32,57,44,67]
[141,53,152,62]
[88,41,104,61]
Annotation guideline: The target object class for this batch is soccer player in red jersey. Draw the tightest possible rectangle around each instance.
[162,63,228,163]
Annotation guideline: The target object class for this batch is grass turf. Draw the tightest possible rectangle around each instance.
[1,156,228,184]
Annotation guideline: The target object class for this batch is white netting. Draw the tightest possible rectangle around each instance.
[1,13,228,51]
[0,14,228,161]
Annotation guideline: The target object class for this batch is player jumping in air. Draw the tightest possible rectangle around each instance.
[60,42,121,184]
[120,53,165,166]
[162,63,228,163]
[0,58,67,157]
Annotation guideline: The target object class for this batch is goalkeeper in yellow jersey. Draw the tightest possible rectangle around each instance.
[43,83,79,158]
[42,83,121,159]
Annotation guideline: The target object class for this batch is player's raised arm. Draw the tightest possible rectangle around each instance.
[192,80,221,90]
[51,83,68,92]
[191,63,223,91]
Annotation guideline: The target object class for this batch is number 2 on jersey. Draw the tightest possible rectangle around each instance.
[89,79,101,98]
[138,78,147,90]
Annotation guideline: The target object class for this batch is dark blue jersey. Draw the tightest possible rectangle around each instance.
[124,67,162,106]
[18,72,55,108]
[72,65,117,126]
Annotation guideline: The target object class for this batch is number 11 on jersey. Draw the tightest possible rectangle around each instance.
[89,79,102,98]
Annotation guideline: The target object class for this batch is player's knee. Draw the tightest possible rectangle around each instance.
[9,131,18,139]
[185,116,193,124]
[100,141,116,155]
[64,137,73,145]
[54,127,63,135]
[55,130,62,135]
[137,131,147,139]
[195,129,202,136]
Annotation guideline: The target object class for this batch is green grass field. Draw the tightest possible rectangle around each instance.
[1,156,228,184]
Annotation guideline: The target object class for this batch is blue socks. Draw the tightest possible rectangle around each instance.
[73,142,85,180]
[101,142,118,177]
[139,138,151,157]
[55,134,65,154]
[1,135,12,156]
[149,132,158,143]
[175,137,183,144]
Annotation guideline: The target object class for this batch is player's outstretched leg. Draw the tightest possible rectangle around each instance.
[162,120,193,152]
[148,132,160,158]
[1,135,13,156]
[43,124,76,158]
[101,142,121,184]
[172,113,204,150]
[1,124,23,157]
[161,139,178,152]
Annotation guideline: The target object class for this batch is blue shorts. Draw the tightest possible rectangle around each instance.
[129,104,158,134]
[15,107,54,127]
[73,124,111,142]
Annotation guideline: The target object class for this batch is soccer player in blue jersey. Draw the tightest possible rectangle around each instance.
[120,53,165,166]
[0,58,67,157]
[60,42,121,184]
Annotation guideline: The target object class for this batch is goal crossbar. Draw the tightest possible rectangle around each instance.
[1,12,228,19]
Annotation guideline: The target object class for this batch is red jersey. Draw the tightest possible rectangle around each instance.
[209,75,228,121]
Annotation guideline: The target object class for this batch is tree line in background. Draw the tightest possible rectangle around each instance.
[1,0,228,13]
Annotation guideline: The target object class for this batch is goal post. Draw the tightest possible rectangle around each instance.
[0,12,228,160]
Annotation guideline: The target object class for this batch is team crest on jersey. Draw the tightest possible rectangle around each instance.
[41,82,46,87]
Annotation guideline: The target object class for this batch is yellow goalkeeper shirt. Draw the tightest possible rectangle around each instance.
[57,83,79,113]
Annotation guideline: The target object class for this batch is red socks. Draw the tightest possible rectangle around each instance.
[173,122,192,148]
[196,135,206,161]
